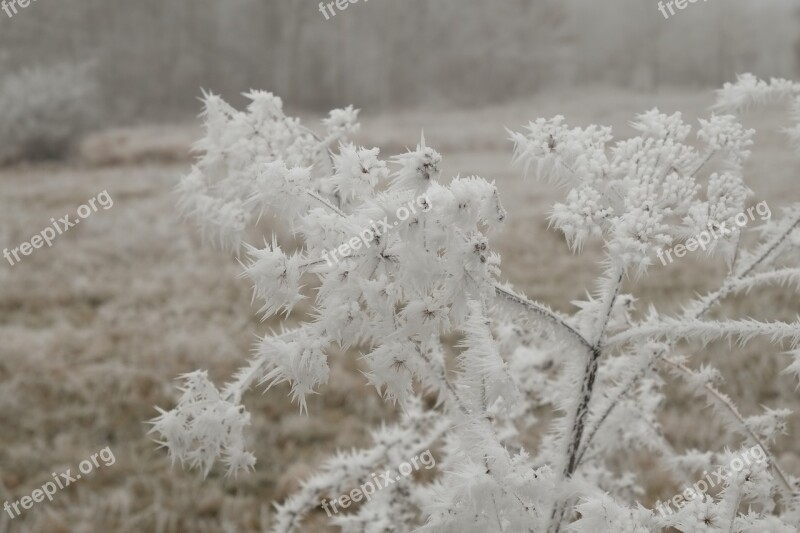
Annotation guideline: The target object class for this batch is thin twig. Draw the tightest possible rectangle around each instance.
[663,357,796,502]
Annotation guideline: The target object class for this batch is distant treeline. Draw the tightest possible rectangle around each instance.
[0,0,798,122]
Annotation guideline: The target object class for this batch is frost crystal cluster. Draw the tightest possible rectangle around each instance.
[152,76,800,532]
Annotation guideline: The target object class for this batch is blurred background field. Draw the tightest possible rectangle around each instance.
[1,0,799,120]
[1,1,800,531]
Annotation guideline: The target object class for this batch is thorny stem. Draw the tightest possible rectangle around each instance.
[565,263,624,472]
[549,261,624,533]
[661,356,795,500]
[605,317,800,348]
[222,328,304,403]
[305,189,347,218]
[728,489,743,533]
[728,267,800,292]
[573,347,662,466]
[737,210,800,279]
[494,284,592,351]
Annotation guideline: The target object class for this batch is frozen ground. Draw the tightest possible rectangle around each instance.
[1,88,798,532]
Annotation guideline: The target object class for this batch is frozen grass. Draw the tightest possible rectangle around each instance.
[0,88,798,531]
[78,126,202,168]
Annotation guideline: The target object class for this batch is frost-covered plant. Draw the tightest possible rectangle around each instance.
[0,62,97,164]
[152,77,800,532]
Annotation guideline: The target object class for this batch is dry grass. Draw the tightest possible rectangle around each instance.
[0,88,798,532]
[77,126,200,168]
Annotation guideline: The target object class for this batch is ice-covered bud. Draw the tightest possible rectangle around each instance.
[323,105,360,138]
[241,239,305,318]
[391,133,441,193]
[705,171,751,226]
[326,144,387,205]
[550,186,611,251]
[444,176,507,230]
[258,335,330,413]
[719,446,774,505]
[713,74,798,113]
[697,114,755,166]
[244,90,285,122]
[667,495,723,532]
[630,109,691,142]
[201,199,251,252]
[150,371,255,478]
[363,341,417,403]
[510,116,611,184]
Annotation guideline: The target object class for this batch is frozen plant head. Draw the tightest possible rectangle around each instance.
[152,75,800,533]
[149,371,256,478]
[511,108,756,272]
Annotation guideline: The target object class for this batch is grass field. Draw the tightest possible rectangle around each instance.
[1,88,798,532]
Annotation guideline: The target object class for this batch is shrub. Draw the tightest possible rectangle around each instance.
[152,77,800,532]
[0,62,97,164]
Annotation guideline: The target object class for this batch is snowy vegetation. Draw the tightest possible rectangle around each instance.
[152,75,800,531]
[0,63,96,164]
